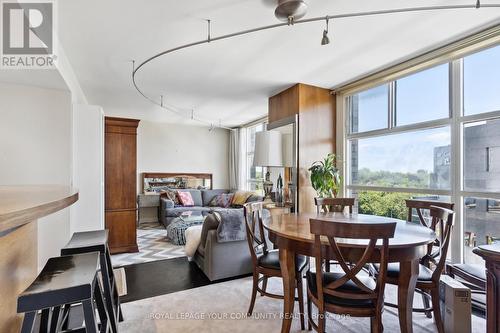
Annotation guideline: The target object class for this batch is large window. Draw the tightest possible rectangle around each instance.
[463,197,500,264]
[345,43,500,263]
[350,127,451,190]
[464,118,500,192]
[463,45,500,115]
[349,84,389,133]
[243,122,266,194]
[395,64,449,126]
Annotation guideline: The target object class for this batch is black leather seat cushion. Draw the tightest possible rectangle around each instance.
[373,263,433,282]
[452,263,486,281]
[306,271,376,308]
[257,250,308,271]
[18,252,99,312]
[61,230,108,255]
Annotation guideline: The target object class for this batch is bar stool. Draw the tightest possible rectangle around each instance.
[17,252,110,333]
[61,230,122,333]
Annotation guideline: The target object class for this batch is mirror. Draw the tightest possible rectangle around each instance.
[267,116,298,212]
[142,173,212,193]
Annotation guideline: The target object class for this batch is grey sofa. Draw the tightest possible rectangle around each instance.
[159,189,260,227]
[159,189,226,227]
[192,212,253,281]
[159,188,262,281]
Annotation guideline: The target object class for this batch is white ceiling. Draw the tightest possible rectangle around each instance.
[58,0,500,127]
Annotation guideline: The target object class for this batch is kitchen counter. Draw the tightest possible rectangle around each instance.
[0,185,78,332]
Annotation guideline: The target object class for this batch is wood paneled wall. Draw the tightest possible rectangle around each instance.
[105,117,140,254]
[269,83,336,213]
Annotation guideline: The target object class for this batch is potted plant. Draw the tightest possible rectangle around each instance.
[308,153,341,198]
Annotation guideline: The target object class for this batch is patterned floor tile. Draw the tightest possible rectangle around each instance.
[111,222,186,267]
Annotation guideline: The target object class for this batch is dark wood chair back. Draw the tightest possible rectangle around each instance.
[405,200,455,276]
[405,199,454,227]
[425,206,455,281]
[309,218,396,309]
[314,197,355,214]
[243,202,268,265]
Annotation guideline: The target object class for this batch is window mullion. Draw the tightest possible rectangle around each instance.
[389,82,395,129]
[450,58,464,263]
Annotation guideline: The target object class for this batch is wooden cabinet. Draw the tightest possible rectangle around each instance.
[105,117,140,254]
[269,83,336,213]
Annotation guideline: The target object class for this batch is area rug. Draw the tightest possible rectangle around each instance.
[118,276,485,332]
[111,222,186,267]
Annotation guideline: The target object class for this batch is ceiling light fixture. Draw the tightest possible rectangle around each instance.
[274,0,308,25]
[321,16,330,45]
[132,1,500,130]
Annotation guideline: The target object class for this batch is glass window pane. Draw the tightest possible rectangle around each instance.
[395,64,449,126]
[350,127,451,189]
[350,84,389,133]
[351,190,450,221]
[464,197,500,264]
[464,45,500,115]
[464,118,500,192]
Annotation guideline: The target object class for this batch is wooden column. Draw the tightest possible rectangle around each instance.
[105,117,140,254]
[474,244,500,333]
[0,185,78,333]
[269,83,336,213]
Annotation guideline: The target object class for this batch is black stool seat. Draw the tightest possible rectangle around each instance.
[61,229,121,333]
[18,253,99,313]
[17,252,110,333]
[61,230,109,255]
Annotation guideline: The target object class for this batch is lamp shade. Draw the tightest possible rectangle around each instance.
[253,130,283,167]
[282,133,293,167]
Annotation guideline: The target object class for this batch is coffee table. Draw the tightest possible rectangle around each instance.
[166,211,206,245]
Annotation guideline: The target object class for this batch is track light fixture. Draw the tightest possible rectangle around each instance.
[321,17,330,45]
[132,2,500,129]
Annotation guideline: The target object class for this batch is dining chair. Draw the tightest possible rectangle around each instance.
[307,217,396,333]
[446,262,486,311]
[314,197,355,214]
[405,199,455,317]
[314,198,356,273]
[405,199,454,227]
[243,202,308,329]
[372,205,455,333]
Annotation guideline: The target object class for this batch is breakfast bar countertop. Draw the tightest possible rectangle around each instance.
[0,185,78,233]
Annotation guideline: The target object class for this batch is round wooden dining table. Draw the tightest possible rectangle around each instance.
[263,212,437,333]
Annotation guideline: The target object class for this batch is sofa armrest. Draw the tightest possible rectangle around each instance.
[198,213,220,254]
[200,229,252,281]
[160,197,175,209]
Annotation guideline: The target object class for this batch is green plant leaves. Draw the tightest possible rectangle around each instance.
[308,153,342,198]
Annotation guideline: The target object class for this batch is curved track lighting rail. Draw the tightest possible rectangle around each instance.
[132,2,500,129]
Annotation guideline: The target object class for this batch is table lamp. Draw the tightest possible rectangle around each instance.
[253,130,283,202]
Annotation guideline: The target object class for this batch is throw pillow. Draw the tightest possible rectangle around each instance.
[231,190,254,207]
[160,189,180,205]
[177,191,195,206]
[207,195,219,207]
[215,193,234,208]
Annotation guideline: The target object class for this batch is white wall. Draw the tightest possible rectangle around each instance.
[71,104,104,233]
[0,82,72,270]
[137,121,230,191]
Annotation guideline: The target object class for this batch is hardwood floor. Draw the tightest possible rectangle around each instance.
[41,256,484,331]
[121,257,251,303]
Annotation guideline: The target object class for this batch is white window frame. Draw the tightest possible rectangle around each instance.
[338,45,500,264]
[240,120,268,193]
